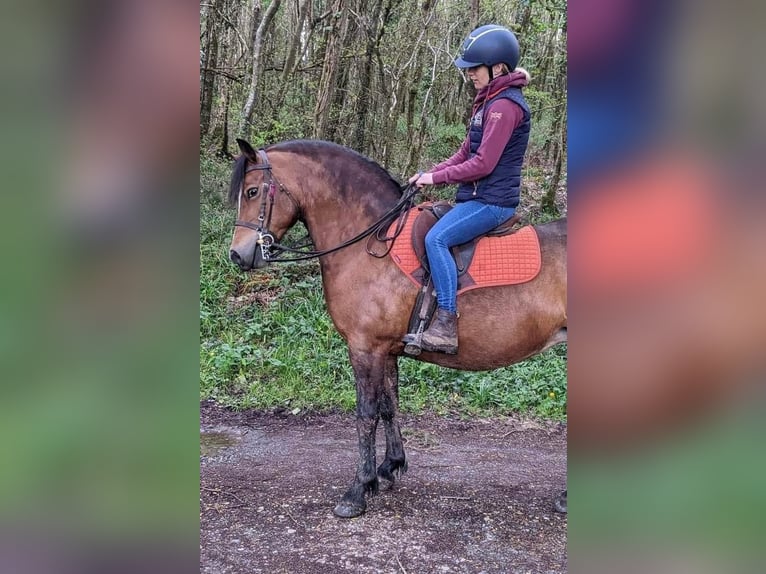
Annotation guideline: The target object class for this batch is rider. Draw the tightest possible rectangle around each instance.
[408,24,531,354]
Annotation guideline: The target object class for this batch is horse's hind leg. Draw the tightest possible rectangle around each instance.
[377,355,407,490]
[333,349,385,519]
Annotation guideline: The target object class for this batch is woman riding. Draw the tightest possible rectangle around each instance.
[408,24,531,355]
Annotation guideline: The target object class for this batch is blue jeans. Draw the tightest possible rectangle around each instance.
[425,201,517,313]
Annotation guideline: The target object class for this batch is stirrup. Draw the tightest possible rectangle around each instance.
[402,331,424,356]
[403,278,437,356]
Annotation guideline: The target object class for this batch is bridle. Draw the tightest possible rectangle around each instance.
[234,149,300,262]
[234,149,420,264]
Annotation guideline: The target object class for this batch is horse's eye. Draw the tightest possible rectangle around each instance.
[246,187,258,199]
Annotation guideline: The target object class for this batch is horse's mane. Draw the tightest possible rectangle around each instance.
[228,140,402,206]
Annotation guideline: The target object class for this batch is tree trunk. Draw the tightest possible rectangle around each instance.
[352,0,387,153]
[217,89,235,160]
[541,127,562,214]
[470,0,480,30]
[200,0,226,138]
[313,0,349,140]
[517,1,533,63]
[264,0,312,119]
[541,27,567,214]
[279,0,311,87]
[241,0,282,135]
[326,62,350,142]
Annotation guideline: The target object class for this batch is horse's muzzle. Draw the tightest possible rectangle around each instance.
[230,248,269,271]
[229,248,249,270]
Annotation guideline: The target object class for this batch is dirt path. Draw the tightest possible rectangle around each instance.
[200,401,567,574]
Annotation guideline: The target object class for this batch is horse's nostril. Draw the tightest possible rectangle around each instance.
[230,249,242,265]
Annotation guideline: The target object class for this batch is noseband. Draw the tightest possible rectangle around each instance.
[234,149,298,262]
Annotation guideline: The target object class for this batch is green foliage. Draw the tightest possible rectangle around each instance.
[524,87,555,150]
[200,273,357,412]
[200,151,234,203]
[397,344,566,418]
[425,122,466,165]
[201,0,566,187]
[200,153,567,419]
[245,107,309,146]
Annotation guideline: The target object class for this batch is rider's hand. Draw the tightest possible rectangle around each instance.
[414,172,434,188]
[408,172,422,184]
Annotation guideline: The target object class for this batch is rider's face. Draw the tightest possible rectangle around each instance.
[466,65,491,90]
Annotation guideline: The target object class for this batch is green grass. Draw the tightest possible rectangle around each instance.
[200,153,567,420]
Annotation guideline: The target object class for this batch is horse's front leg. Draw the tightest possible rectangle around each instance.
[333,349,385,518]
[377,355,408,490]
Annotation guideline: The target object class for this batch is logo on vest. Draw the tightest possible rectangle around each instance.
[472,109,483,127]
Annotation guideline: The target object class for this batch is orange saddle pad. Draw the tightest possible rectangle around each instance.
[389,207,542,294]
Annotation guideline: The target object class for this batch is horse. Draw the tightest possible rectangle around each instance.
[227,138,567,518]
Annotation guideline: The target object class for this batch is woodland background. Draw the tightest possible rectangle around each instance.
[200,0,566,210]
[199,0,568,417]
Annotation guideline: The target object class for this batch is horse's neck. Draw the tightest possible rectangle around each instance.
[302,201,374,252]
[289,161,399,253]
[293,163,404,317]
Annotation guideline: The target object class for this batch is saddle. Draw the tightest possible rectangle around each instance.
[409,201,523,290]
[396,201,527,356]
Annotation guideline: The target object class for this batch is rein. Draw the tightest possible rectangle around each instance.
[234,150,420,263]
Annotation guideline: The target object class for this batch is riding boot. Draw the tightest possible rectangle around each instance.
[421,309,458,354]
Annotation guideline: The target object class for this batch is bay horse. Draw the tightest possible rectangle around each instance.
[228,138,567,518]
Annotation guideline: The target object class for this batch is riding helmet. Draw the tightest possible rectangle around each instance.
[454,24,520,70]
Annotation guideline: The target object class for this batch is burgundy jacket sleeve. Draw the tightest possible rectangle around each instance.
[430,99,523,185]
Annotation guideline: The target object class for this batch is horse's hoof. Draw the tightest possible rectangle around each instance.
[333,501,366,518]
[377,476,394,491]
[553,490,567,514]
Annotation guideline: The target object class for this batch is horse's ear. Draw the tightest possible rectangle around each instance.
[236,138,259,162]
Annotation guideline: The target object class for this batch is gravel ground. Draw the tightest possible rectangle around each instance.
[200,401,567,573]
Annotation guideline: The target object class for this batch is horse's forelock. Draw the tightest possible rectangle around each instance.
[228,154,248,206]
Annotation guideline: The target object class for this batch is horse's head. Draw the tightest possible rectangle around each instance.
[228,139,301,270]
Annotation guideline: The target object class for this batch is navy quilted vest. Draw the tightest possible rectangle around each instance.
[456,87,530,208]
